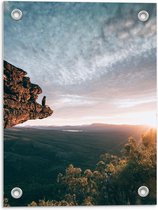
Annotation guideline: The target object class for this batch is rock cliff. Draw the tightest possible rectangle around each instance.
[4,61,53,128]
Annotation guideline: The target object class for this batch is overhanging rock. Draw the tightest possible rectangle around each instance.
[4,61,53,128]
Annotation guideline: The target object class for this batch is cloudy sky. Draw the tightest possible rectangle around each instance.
[4,2,156,126]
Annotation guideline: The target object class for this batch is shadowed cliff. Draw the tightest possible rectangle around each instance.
[4,61,53,128]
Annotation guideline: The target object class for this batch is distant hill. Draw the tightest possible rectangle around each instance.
[19,123,149,134]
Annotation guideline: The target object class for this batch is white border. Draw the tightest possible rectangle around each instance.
[0,0,157,209]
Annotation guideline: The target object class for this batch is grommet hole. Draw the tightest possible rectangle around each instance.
[11,187,23,199]
[11,9,23,21]
[138,10,149,22]
[138,186,149,197]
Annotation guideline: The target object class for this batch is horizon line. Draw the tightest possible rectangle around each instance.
[16,122,154,128]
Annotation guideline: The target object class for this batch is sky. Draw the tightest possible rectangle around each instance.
[4,2,157,126]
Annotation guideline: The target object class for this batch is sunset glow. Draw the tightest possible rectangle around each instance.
[21,111,156,128]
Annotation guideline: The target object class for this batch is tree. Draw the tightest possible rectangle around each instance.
[28,129,156,206]
[99,129,156,205]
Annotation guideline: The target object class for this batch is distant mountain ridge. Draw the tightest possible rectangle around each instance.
[17,123,150,134]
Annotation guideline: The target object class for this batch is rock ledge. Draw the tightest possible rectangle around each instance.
[4,61,53,128]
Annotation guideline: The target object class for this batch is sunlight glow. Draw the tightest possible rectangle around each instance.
[21,111,156,128]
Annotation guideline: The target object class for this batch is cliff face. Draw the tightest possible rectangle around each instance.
[4,61,53,128]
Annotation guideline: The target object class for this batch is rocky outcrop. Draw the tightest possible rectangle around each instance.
[4,61,53,128]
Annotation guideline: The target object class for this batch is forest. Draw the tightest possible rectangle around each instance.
[4,128,156,206]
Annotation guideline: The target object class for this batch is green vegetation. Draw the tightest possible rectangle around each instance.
[27,129,156,206]
[4,128,156,206]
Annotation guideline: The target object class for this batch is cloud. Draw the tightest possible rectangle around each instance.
[117,98,156,108]
[4,2,156,125]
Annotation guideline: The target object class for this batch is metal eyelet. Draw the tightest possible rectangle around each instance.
[11,9,23,21]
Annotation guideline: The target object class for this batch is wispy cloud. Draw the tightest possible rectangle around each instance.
[4,2,156,125]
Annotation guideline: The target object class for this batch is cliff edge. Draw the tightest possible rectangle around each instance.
[4,61,53,128]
